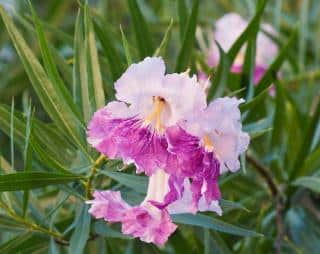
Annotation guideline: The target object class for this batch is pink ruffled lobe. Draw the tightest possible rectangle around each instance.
[182,97,249,173]
[167,179,222,216]
[86,191,131,222]
[122,206,177,246]
[87,102,173,176]
[165,126,221,210]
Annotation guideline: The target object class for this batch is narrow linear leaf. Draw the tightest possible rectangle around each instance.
[84,5,105,109]
[94,19,123,81]
[172,213,263,237]
[127,0,153,58]
[0,172,82,192]
[290,100,320,179]
[100,171,147,194]
[0,7,87,155]
[175,0,199,72]
[120,25,132,66]
[69,204,91,254]
[28,1,83,122]
[255,27,298,95]
[153,19,173,57]
[292,177,320,193]
[177,0,188,40]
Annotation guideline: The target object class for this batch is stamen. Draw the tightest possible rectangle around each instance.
[203,135,214,151]
[143,97,166,132]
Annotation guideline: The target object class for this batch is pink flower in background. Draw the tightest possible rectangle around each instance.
[87,57,249,245]
[201,13,278,92]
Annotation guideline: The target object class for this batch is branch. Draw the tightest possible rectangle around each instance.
[246,154,278,197]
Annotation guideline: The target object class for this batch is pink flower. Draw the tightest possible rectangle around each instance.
[201,13,278,92]
[87,57,206,176]
[86,58,249,246]
[87,168,221,245]
[167,97,250,174]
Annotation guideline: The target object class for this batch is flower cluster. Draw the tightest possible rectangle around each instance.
[86,57,250,245]
[199,13,278,94]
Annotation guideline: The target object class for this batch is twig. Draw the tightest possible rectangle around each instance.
[85,154,106,199]
[275,194,285,254]
[246,154,278,197]
[246,154,285,253]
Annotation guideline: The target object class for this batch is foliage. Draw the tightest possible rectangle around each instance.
[0,0,319,253]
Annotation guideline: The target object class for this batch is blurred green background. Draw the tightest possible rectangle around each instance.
[0,0,319,253]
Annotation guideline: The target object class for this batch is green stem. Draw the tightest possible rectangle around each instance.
[0,200,64,240]
[85,154,106,199]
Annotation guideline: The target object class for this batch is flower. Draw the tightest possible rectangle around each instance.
[87,57,249,246]
[87,57,206,176]
[200,13,278,92]
[167,97,250,174]
[87,168,221,245]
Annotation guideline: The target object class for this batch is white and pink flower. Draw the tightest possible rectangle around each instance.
[86,57,249,245]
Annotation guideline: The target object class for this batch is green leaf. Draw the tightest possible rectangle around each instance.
[0,7,87,154]
[120,25,132,66]
[22,103,34,217]
[0,172,82,192]
[127,0,153,58]
[153,19,173,57]
[0,104,76,174]
[290,100,320,179]
[84,5,105,109]
[94,221,131,239]
[292,177,320,193]
[28,1,83,123]
[73,5,106,123]
[69,204,91,254]
[0,233,32,253]
[172,214,263,237]
[10,98,14,171]
[177,0,188,41]
[242,36,257,100]
[255,27,298,95]
[175,0,199,72]
[94,19,123,82]
[99,171,147,194]
[207,43,229,100]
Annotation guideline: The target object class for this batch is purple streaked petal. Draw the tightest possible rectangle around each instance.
[122,206,177,245]
[167,179,222,216]
[87,104,173,176]
[86,191,131,222]
[165,126,221,210]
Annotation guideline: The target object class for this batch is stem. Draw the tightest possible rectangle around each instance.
[246,154,279,197]
[85,154,106,199]
[0,200,65,241]
[246,154,285,253]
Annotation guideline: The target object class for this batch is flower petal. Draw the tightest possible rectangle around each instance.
[86,191,131,222]
[122,206,177,245]
[165,126,221,210]
[182,97,250,173]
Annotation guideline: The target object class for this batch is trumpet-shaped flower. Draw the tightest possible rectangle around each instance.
[87,57,206,176]
[86,58,248,246]
[87,169,221,245]
[167,97,250,175]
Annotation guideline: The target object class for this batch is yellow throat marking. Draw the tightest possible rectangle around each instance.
[143,97,166,132]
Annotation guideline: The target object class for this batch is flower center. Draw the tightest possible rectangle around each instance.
[143,96,166,132]
[203,134,214,152]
